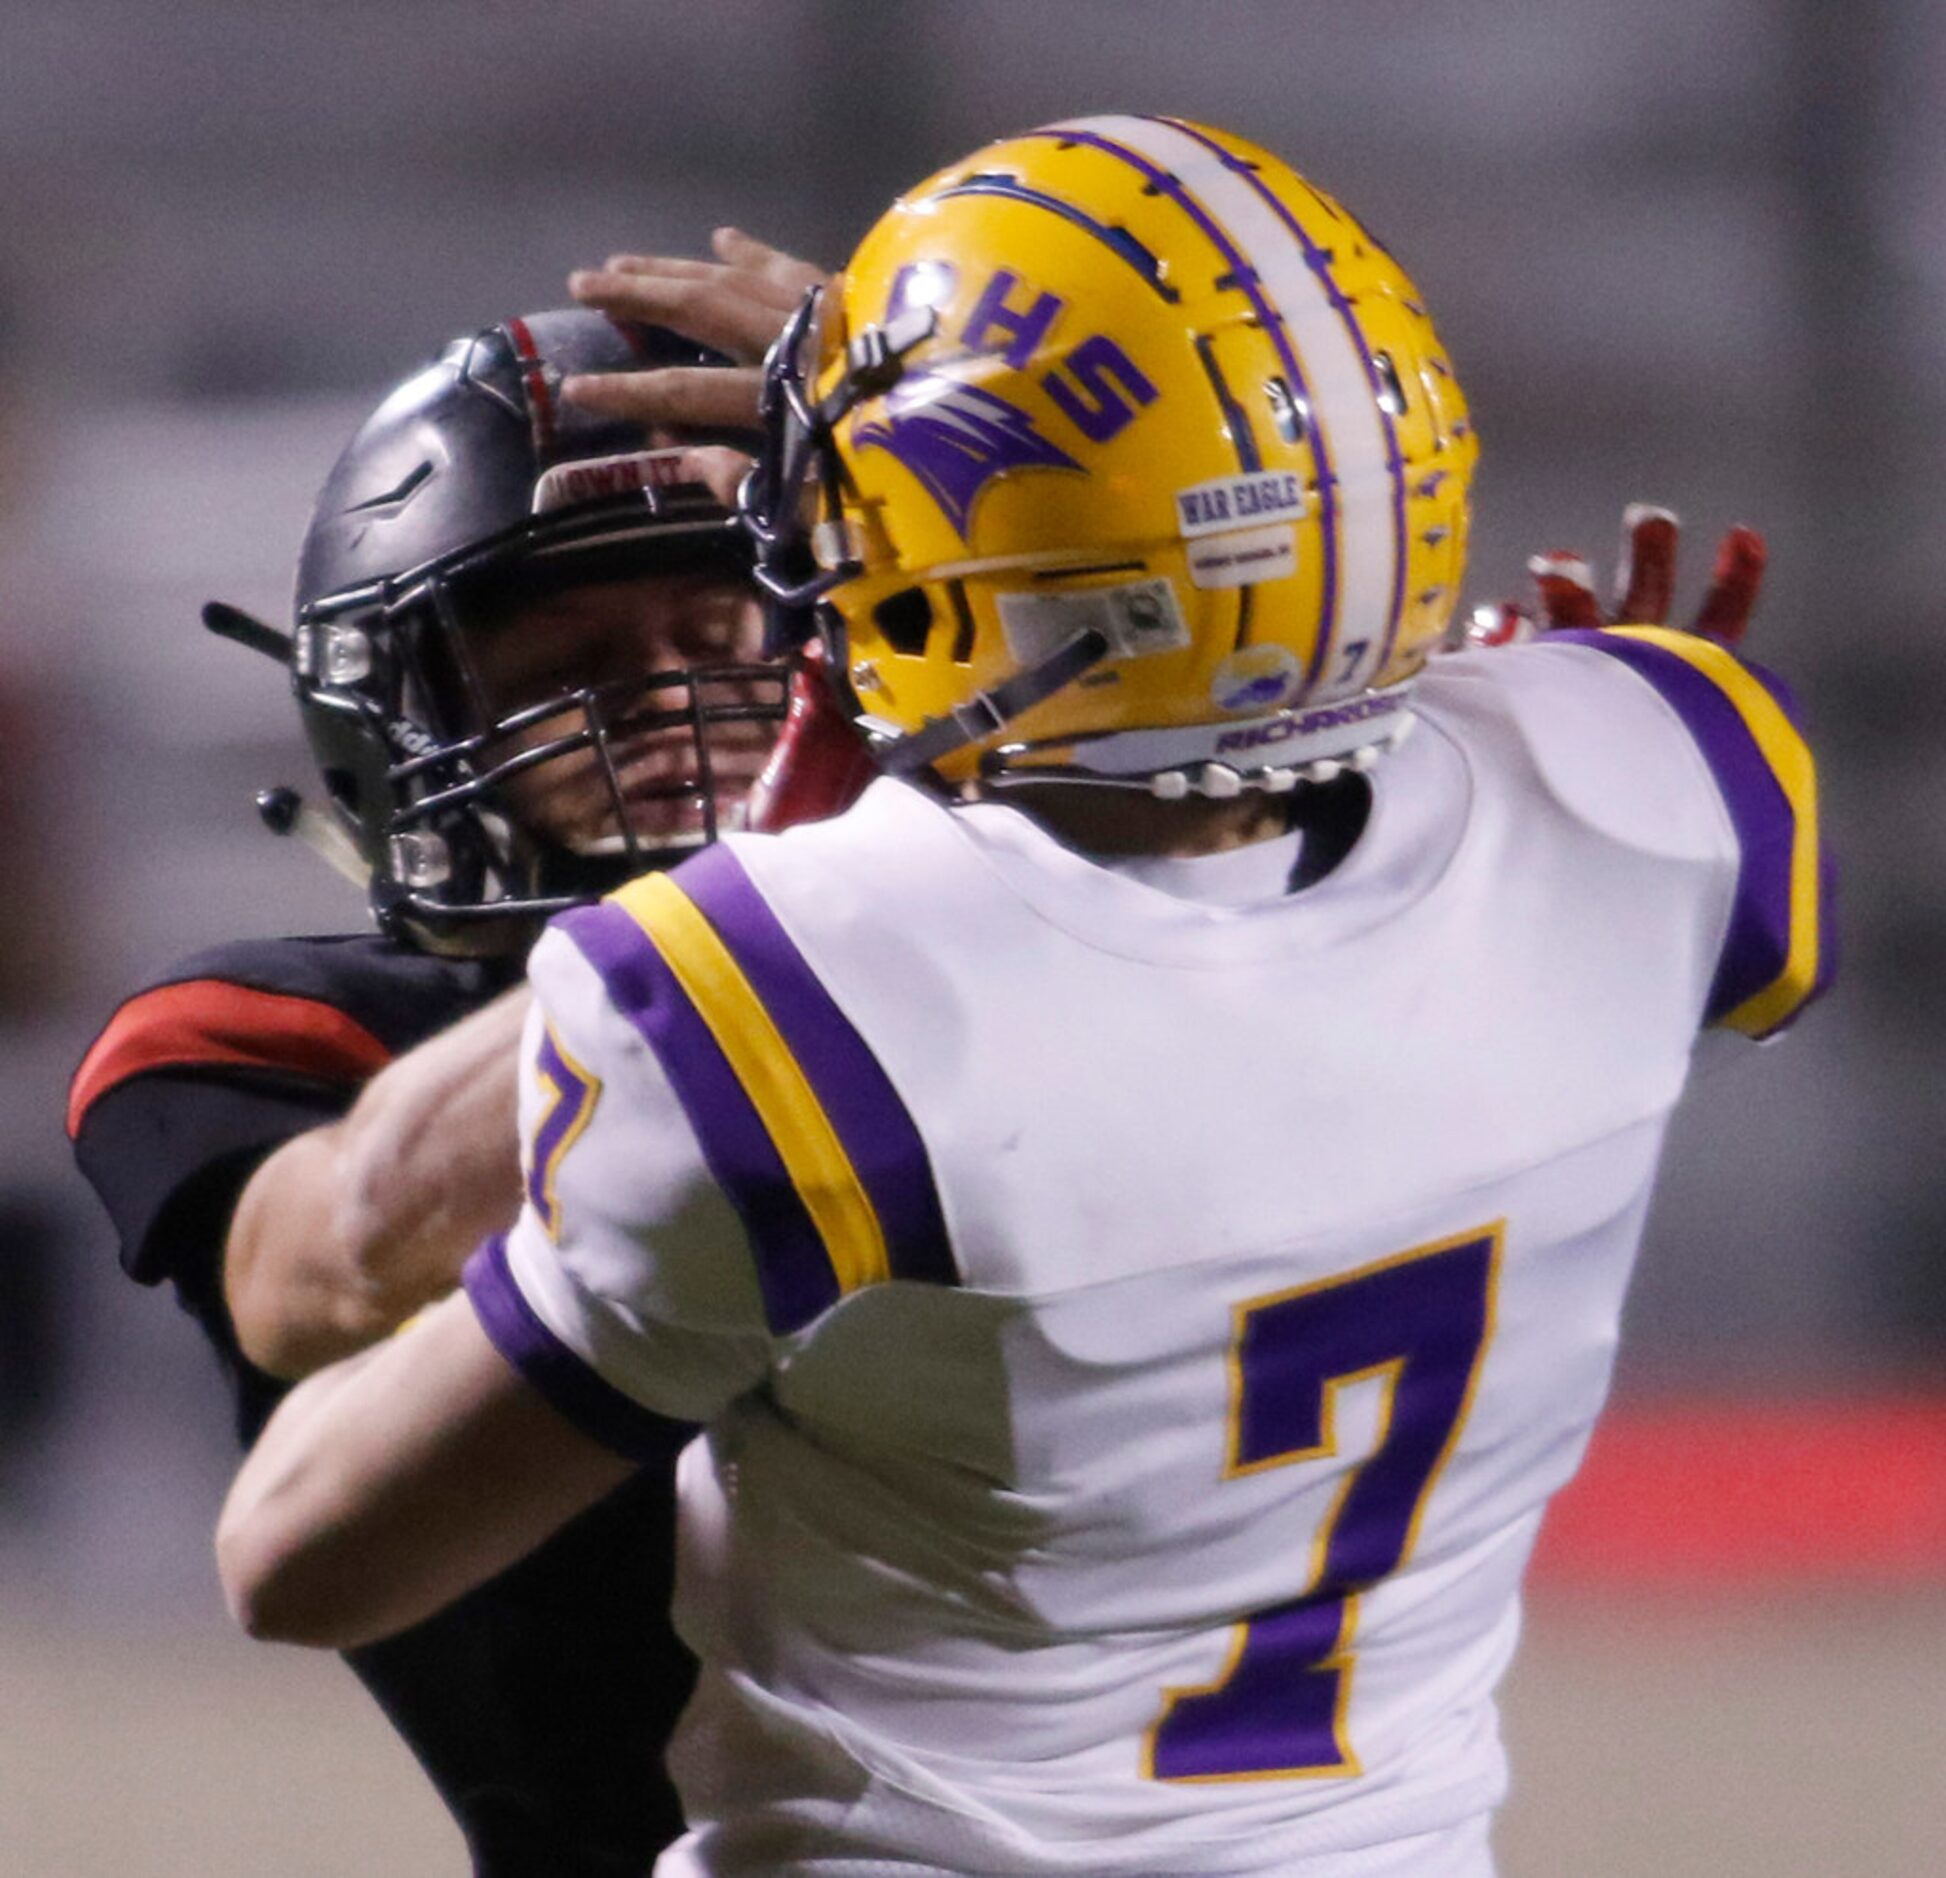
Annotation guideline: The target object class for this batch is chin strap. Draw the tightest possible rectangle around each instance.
[873,628,1114,776]
[202,599,294,664]
[255,786,371,888]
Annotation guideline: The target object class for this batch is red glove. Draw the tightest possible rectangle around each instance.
[1467,505,1767,648]
[746,644,879,833]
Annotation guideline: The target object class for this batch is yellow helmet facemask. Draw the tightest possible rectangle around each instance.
[743,115,1478,797]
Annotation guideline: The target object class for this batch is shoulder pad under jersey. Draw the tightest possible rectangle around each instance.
[1513,628,1834,1038]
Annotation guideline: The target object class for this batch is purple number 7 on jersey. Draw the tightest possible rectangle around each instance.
[527,1024,602,1241]
[1147,1225,1502,1781]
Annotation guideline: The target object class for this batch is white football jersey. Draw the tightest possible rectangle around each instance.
[464,628,1827,1876]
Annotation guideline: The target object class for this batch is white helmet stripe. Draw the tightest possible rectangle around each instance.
[1040,118,1342,688]
[1068,115,1405,698]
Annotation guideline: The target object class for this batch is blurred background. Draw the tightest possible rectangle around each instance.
[1,2,1941,1871]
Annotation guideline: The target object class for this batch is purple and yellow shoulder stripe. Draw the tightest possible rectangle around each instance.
[554,844,956,1334]
[1550,625,1834,1037]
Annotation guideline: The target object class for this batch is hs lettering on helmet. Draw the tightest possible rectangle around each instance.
[888,263,1161,448]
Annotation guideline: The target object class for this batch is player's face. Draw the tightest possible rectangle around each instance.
[468,570,774,854]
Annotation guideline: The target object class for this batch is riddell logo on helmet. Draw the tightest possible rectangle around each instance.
[1214,690,1404,753]
[531,450,690,514]
[387,716,439,757]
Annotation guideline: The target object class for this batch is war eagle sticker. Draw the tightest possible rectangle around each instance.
[1174,471,1307,539]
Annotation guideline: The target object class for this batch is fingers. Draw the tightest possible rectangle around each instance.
[711,227,828,298]
[1496,506,1767,652]
[569,262,797,363]
[1463,602,1538,648]
[561,365,765,432]
[1615,503,1679,625]
[570,232,822,365]
[1692,525,1766,646]
[669,445,756,510]
[1526,553,1605,631]
[595,250,807,310]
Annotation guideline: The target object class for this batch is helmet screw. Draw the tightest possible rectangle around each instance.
[256,787,302,836]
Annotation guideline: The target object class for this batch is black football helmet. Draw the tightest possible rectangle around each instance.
[210,309,786,951]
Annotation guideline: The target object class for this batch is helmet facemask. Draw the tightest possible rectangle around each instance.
[293,520,785,951]
[227,308,790,954]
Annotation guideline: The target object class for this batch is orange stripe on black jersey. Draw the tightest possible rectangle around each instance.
[67,979,393,1139]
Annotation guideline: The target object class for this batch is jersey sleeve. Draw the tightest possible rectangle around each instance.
[1536,626,1834,1039]
[463,841,957,1448]
[461,916,777,1450]
[67,936,520,1287]
[68,970,393,1285]
[65,972,394,1443]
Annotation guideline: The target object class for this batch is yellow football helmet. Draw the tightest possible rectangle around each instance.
[744,114,1477,793]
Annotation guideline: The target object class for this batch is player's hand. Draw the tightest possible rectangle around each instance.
[1465,504,1767,649]
[746,645,877,833]
[660,443,756,510]
[562,228,826,432]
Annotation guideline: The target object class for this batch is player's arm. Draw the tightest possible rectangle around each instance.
[220,919,775,1646]
[224,987,530,1382]
[1480,507,1831,1039]
[217,1288,634,1647]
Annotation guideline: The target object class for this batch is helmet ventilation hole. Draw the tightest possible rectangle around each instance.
[873,587,935,657]
[947,581,977,664]
[1265,376,1310,446]
[1373,351,1409,417]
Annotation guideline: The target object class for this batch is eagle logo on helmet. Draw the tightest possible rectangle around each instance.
[853,370,1081,541]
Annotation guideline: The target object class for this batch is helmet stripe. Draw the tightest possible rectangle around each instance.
[505,316,559,457]
[1037,122,1343,691]
[1068,116,1401,697]
[935,175,1179,303]
[1151,117,1410,690]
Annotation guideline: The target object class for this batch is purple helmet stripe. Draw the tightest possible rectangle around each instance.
[463,1234,697,1461]
[556,901,841,1333]
[1028,127,1343,689]
[1152,117,1411,684]
[674,845,957,1291]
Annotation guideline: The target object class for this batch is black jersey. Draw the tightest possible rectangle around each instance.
[70,933,694,1875]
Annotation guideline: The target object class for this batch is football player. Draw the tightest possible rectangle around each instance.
[214,118,1831,1877]
[69,309,788,1874]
